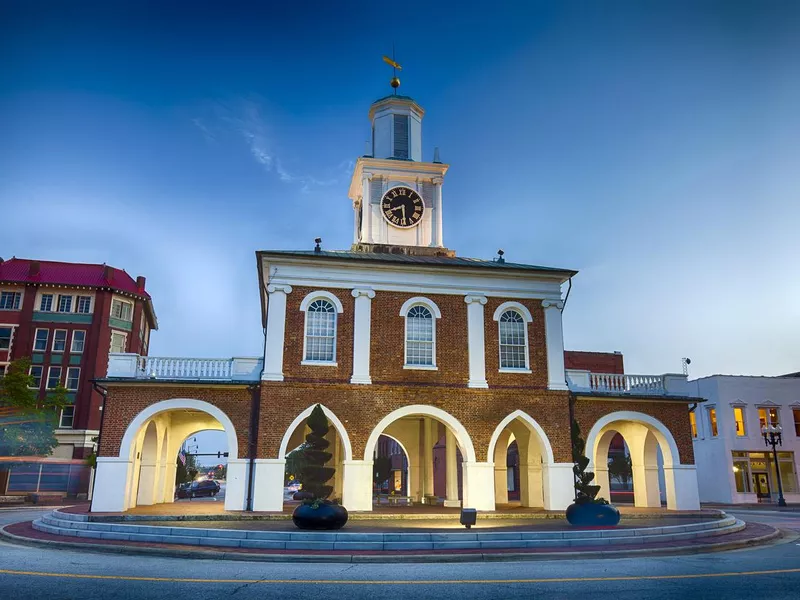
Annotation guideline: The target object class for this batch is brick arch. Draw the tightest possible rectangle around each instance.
[277,404,353,460]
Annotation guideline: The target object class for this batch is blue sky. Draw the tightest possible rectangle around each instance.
[2,1,799,384]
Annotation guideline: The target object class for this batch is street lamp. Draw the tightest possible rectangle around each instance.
[761,424,787,507]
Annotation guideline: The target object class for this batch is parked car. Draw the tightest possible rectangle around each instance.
[188,479,220,498]
[175,482,192,499]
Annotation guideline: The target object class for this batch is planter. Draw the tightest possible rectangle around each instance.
[565,502,620,526]
[292,501,349,530]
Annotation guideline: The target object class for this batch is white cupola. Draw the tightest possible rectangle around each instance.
[368,95,424,162]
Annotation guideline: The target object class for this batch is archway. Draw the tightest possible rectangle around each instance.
[585,411,693,510]
[486,410,556,510]
[363,405,477,510]
[91,399,241,513]
[374,434,410,499]
[279,405,352,506]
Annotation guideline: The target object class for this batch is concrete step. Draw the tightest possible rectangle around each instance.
[32,511,745,552]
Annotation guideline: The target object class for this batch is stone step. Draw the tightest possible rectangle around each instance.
[33,511,744,552]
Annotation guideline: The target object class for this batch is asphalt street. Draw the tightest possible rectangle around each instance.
[1,507,799,599]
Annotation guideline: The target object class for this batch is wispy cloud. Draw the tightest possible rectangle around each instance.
[193,98,352,192]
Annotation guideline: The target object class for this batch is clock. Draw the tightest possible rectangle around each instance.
[381,186,425,228]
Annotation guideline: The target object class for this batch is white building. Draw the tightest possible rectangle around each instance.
[689,374,800,504]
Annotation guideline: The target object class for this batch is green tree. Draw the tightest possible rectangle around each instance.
[571,419,608,505]
[296,404,335,503]
[285,442,310,484]
[0,358,69,456]
[175,451,199,484]
[608,453,632,487]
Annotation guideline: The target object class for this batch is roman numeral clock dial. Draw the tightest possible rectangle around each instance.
[381,186,425,228]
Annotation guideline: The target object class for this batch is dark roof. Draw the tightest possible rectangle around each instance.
[258,250,577,277]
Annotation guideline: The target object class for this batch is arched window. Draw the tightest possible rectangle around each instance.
[304,299,337,363]
[499,310,528,370]
[405,305,434,366]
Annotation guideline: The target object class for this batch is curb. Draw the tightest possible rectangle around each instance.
[0,522,784,563]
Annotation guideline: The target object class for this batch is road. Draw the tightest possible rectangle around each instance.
[0,507,799,599]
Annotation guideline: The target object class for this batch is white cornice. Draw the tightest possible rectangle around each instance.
[349,157,449,200]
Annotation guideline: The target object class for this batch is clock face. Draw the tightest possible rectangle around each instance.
[381,186,425,228]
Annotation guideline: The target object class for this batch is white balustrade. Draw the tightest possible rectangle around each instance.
[107,353,262,381]
[588,373,666,394]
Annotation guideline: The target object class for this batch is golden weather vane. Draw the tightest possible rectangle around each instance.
[382,45,402,94]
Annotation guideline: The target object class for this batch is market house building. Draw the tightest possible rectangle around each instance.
[91,91,703,514]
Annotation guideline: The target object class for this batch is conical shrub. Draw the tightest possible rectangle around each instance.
[297,404,335,501]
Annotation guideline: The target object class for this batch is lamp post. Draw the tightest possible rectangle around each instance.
[761,424,787,507]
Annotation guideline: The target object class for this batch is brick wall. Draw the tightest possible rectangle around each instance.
[484,298,548,388]
[97,385,253,457]
[565,351,624,374]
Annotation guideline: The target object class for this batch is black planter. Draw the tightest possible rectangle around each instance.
[292,501,349,530]
[565,502,620,526]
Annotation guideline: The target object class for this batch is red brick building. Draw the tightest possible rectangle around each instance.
[91,93,702,515]
[0,258,157,459]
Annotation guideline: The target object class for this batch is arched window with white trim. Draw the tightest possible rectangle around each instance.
[492,301,533,372]
[304,299,337,363]
[405,305,434,366]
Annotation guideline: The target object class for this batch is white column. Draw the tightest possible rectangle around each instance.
[464,294,488,388]
[423,418,434,499]
[361,172,373,244]
[91,457,132,512]
[663,464,701,510]
[462,462,496,510]
[494,464,508,505]
[595,465,611,503]
[350,288,375,384]
[542,463,575,510]
[542,299,568,391]
[353,200,360,244]
[444,428,461,507]
[632,464,662,507]
[520,463,544,508]
[224,458,249,511]
[431,176,443,247]
[251,459,286,512]
[136,458,158,506]
[342,460,374,511]
[262,284,292,382]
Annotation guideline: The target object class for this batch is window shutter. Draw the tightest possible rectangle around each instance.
[370,178,382,204]
[422,182,435,208]
[393,114,409,159]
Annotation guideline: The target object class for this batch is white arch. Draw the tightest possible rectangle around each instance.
[363,405,476,463]
[299,290,344,313]
[278,404,353,461]
[399,296,442,318]
[492,301,533,323]
[119,399,239,461]
[584,410,681,469]
[486,410,555,463]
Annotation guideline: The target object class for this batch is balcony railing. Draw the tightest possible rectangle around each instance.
[107,353,262,382]
[566,370,693,397]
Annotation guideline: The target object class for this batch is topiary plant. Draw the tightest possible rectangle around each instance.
[571,420,608,505]
[297,404,335,505]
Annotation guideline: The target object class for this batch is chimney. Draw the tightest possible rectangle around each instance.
[136,276,146,293]
[103,265,113,281]
[28,260,41,276]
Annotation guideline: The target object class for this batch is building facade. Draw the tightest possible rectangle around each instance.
[0,258,157,459]
[91,91,703,515]
[689,375,800,504]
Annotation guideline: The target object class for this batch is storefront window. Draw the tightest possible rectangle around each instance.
[732,459,750,492]
[733,407,746,436]
[689,411,697,438]
[779,459,797,494]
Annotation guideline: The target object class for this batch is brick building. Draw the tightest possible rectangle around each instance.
[91,92,703,514]
[0,258,156,459]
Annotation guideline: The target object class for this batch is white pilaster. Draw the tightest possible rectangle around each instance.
[252,459,285,512]
[542,299,568,391]
[361,172,373,243]
[136,458,158,506]
[595,465,611,503]
[91,458,132,513]
[443,428,461,507]
[423,418,434,498]
[633,464,662,507]
[520,463,544,508]
[464,294,488,389]
[664,464,701,510]
[542,462,575,510]
[342,460,374,511]
[462,461,496,511]
[350,288,375,384]
[352,200,360,244]
[224,458,249,511]
[431,176,443,248]
[262,284,292,382]
[494,465,508,505]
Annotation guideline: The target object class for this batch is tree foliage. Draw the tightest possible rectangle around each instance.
[571,420,608,505]
[285,442,310,483]
[608,453,633,487]
[296,404,335,503]
[0,358,70,456]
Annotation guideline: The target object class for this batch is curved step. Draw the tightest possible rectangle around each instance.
[33,511,745,552]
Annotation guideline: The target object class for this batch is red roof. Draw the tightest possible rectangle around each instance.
[0,258,148,298]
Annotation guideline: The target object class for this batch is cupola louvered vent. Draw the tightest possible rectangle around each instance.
[393,114,409,159]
